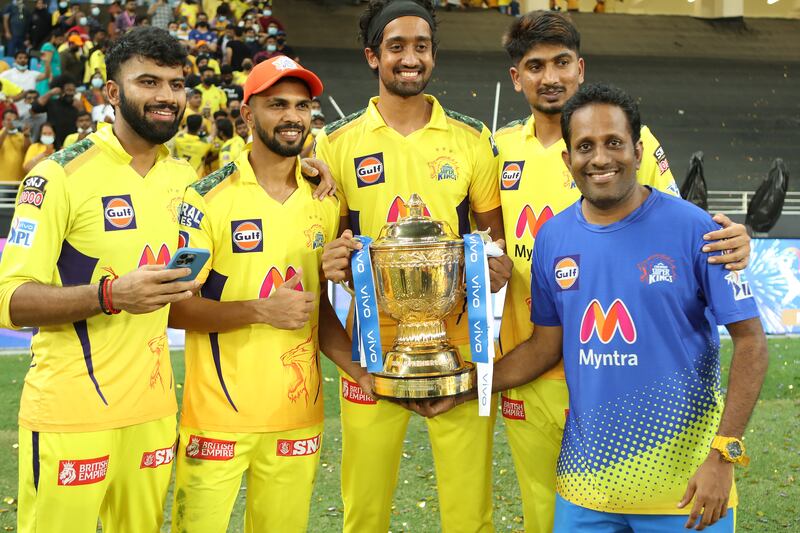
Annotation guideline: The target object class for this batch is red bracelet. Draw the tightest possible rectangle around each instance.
[102,276,120,315]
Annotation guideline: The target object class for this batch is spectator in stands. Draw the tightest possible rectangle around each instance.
[0,51,50,92]
[215,117,244,167]
[86,5,103,34]
[106,1,122,38]
[189,20,216,44]
[310,97,322,117]
[72,11,92,40]
[275,31,297,61]
[217,23,236,61]
[219,65,244,103]
[15,90,37,120]
[89,82,115,125]
[173,113,211,176]
[59,35,86,83]
[234,115,248,142]
[31,74,81,148]
[148,0,173,30]
[52,1,72,32]
[137,16,151,27]
[212,4,233,33]
[0,83,19,117]
[3,0,31,57]
[258,5,284,33]
[225,27,251,70]
[40,29,66,85]
[116,0,137,33]
[243,26,261,56]
[227,98,241,119]
[29,0,53,50]
[183,60,201,88]
[62,111,92,147]
[0,109,30,182]
[197,66,227,114]
[183,88,212,135]
[84,29,108,82]
[176,0,200,28]
[22,121,55,173]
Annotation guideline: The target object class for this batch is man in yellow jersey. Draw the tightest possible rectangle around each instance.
[167,56,372,533]
[493,12,752,532]
[215,116,245,167]
[174,114,212,175]
[197,65,228,114]
[316,1,513,531]
[0,27,200,533]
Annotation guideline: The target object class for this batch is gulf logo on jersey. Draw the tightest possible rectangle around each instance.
[139,243,171,266]
[515,205,553,239]
[354,152,385,187]
[260,266,303,298]
[387,196,431,222]
[579,299,637,344]
[501,161,524,190]
[231,219,263,253]
[554,255,579,290]
[102,195,137,231]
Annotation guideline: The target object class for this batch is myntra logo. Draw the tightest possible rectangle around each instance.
[259,266,303,298]
[515,205,553,239]
[387,196,431,222]
[579,299,637,344]
[139,244,170,266]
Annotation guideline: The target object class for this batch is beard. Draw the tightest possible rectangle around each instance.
[118,85,183,145]
[254,120,307,157]
[381,67,431,98]
[532,101,563,115]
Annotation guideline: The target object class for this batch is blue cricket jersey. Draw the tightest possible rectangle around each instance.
[530,188,759,514]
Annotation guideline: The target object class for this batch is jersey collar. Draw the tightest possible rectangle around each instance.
[91,122,172,165]
[234,146,308,193]
[524,114,566,152]
[365,94,448,132]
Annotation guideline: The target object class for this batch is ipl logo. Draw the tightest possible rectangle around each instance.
[515,205,553,239]
[579,299,637,344]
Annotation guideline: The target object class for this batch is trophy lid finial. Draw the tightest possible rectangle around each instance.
[405,193,427,219]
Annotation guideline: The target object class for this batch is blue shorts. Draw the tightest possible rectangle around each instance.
[554,494,735,533]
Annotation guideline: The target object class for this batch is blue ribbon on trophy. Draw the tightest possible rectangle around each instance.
[349,236,384,373]
[463,232,501,416]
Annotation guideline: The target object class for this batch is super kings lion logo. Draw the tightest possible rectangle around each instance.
[58,456,109,486]
[281,327,320,406]
[387,196,431,223]
[579,299,637,344]
[260,266,303,298]
[515,205,553,239]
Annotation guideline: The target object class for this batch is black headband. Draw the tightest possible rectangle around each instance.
[366,0,435,47]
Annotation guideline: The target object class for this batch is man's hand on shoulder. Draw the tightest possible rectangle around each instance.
[702,213,750,271]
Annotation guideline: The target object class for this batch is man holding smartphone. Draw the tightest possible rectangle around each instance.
[168,56,372,533]
[0,27,201,533]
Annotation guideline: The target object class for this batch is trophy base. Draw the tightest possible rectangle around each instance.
[373,362,476,399]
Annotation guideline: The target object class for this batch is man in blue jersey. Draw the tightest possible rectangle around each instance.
[410,83,768,532]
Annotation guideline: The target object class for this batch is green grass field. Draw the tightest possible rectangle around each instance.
[0,338,797,532]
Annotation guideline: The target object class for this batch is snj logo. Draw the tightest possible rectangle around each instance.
[579,299,637,344]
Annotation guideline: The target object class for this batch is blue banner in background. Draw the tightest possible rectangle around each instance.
[745,239,800,334]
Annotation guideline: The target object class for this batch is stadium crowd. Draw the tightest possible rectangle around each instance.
[0,0,326,182]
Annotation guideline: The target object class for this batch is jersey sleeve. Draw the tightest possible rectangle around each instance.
[0,161,70,328]
[637,126,680,197]
[179,187,214,285]
[468,126,501,214]
[529,225,560,327]
[692,217,760,326]
[313,131,348,217]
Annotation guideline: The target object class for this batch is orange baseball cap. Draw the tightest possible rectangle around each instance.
[243,55,323,104]
[68,35,84,46]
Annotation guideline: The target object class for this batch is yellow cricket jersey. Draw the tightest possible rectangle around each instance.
[173,131,211,176]
[179,149,339,433]
[181,108,213,134]
[0,124,197,432]
[314,95,500,350]
[196,84,227,114]
[496,115,679,378]
[218,135,245,167]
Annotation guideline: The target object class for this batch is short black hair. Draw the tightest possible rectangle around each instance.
[503,10,580,64]
[105,26,188,82]
[51,74,76,89]
[200,66,215,75]
[3,109,18,120]
[76,111,92,120]
[216,117,233,139]
[189,88,202,98]
[14,50,28,59]
[186,113,202,133]
[358,0,438,55]
[560,83,641,152]
[213,110,228,120]
[234,26,244,37]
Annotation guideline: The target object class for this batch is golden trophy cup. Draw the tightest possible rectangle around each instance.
[347,193,476,399]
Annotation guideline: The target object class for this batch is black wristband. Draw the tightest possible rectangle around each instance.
[98,275,111,315]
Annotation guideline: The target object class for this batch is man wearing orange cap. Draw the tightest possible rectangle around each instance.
[59,34,86,82]
[169,55,373,533]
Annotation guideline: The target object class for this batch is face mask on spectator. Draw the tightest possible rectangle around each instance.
[219,16,227,22]
[15,63,27,71]
[310,127,322,136]
[237,21,245,27]
[252,24,260,33]
[91,77,103,89]
[263,9,271,16]
[40,134,55,145]
[79,16,88,26]
[59,1,67,8]
[267,26,277,36]
[169,29,177,36]
[77,126,92,134]
[245,36,255,42]
[311,109,322,118]
[266,44,276,52]
[91,6,100,16]
[180,23,188,30]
